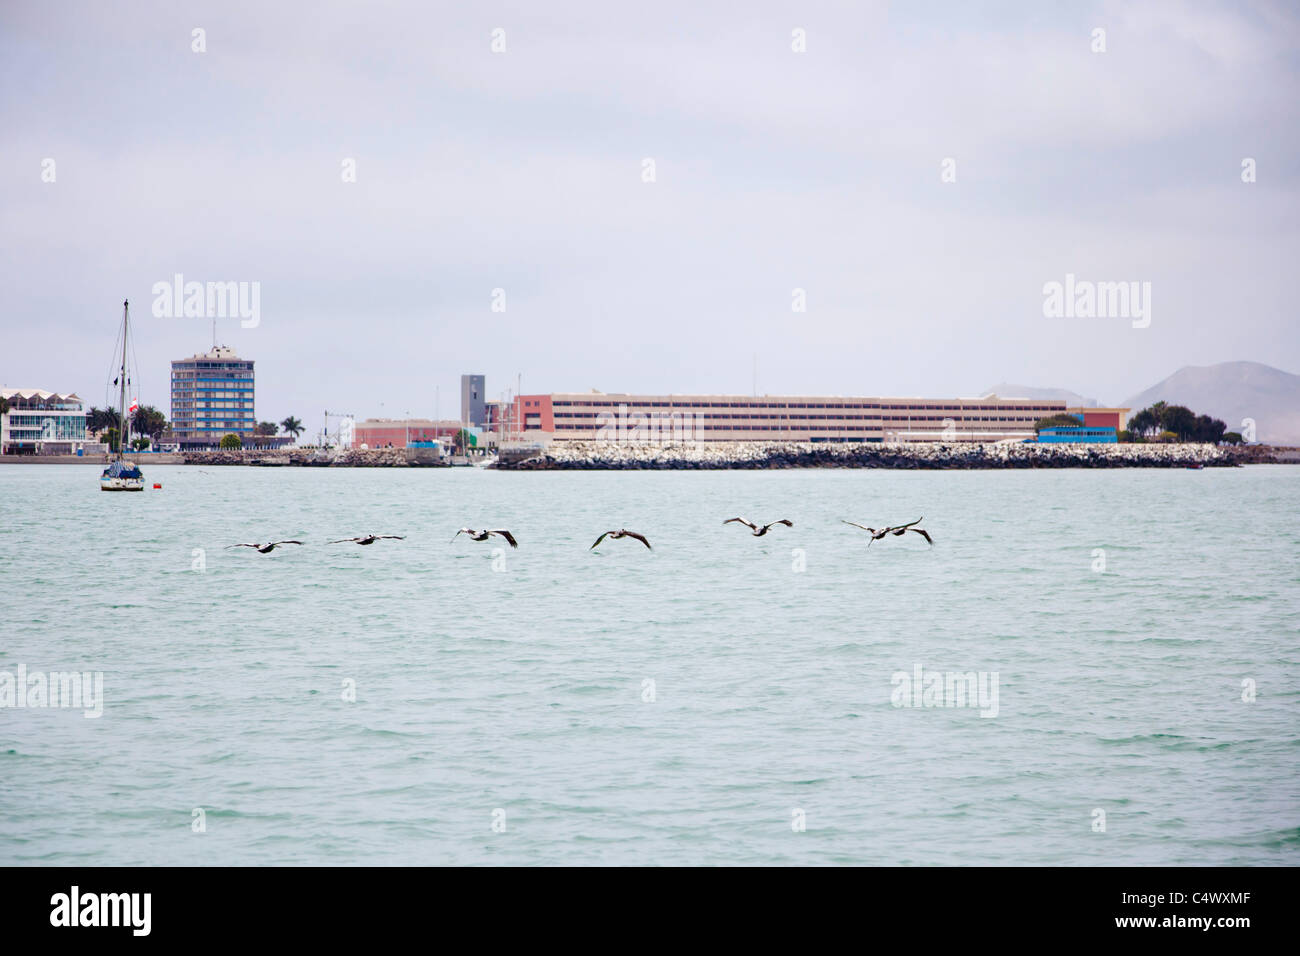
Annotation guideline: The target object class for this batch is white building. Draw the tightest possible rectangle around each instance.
[1,387,90,455]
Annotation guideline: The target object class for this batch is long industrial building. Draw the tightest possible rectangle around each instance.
[490,392,1128,443]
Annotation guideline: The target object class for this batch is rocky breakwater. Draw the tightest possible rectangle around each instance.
[182,448,431,467]
[497,440,1238,470]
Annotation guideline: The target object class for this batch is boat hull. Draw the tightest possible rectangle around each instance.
[100,478,145,491]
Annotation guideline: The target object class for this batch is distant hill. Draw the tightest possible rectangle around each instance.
[1121,361,1300,445]
[982,384,1099,407]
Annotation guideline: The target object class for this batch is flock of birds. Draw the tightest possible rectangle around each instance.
[226,517,932,555]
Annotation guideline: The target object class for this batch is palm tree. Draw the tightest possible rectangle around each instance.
[130,405,169,443]
[280,416,304,440]
[86,406,118,433]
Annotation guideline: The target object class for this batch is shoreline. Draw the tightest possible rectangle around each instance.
[494,440,1295,470]
[2,443,1295,469]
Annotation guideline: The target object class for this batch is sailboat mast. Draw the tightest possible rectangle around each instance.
[119,299,130,459]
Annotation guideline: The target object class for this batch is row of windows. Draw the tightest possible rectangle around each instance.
[173,404,254,411]
[173,393,253,400]
[1,402,83,412]
[172,385,254,391]
[5,415,88,439]
[554,413,1038,423]
[171,378,254,385]
[172,366,253,374]
[175,426,255,433]
[172,382,254,389]
[552,423,1036,432]
[5,413,86,425]
[173,418,255,426]
[171,379,253,386]
[551,401,1064,412]
[170,377,253,385]
[173,412,255,419]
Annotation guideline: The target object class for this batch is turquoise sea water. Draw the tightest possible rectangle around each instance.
[1,463,1297,865]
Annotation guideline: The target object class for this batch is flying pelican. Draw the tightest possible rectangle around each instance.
[453,528,518,548]
[590,529,652,550]
[328,534,405,546]
[841,518,933,545]
[724,517,793,537]
[227,540,303,554]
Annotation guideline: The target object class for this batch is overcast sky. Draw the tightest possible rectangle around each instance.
[2,0,1297,426]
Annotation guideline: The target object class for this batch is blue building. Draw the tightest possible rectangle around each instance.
[170,346,255,448]
[1035,426,1118,443]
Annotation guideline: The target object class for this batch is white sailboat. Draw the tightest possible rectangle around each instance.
[100,299,145,491]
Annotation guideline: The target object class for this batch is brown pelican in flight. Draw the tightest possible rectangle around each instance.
[227,540,303,554]
[453,528,518,548]
[724,517,793,537]
[328,534,406,546]
[590,529,652,550]
[842,518,933,545]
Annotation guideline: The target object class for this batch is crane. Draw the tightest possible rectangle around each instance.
[321,410,356,449]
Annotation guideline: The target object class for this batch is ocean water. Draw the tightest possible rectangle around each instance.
[1,463,1297,866]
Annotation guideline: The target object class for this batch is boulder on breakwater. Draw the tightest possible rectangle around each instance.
[494,440,1269,471]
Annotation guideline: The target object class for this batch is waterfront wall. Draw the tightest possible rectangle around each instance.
[3,443,1290,468]
[495,440,1284,470]
[0,453,184,465]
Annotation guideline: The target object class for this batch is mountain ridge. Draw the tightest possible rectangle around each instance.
[984,361,1300,444]
[1120,361,1300,445]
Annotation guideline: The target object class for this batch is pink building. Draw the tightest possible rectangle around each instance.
[354,419,466,448]
[489,392,1126,443]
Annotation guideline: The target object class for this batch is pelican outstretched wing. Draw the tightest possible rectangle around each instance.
[272,541,303,546]
[327,537,357,544]
[908,528,933,545]
[590,531,612,550]
[227,543,259,549]
[490,530,518,548]
[762,519,794,532]
[624,531,652,550]
[841,521,877,533]
[724,517,757,530]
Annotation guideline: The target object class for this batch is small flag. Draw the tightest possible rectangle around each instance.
[129,397,139,413]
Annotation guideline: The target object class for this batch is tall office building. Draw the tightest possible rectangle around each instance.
[461,374,485,427]
[170,346,255,448]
